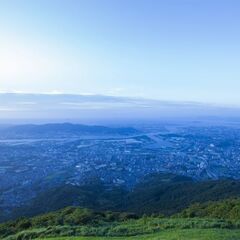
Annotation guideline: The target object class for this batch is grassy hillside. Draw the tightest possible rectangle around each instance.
[2,202,240,240]
[37,229,240,240]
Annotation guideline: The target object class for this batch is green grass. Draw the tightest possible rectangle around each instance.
[4,217,240,239]
[3,206,240,240]
[38,229,240,240]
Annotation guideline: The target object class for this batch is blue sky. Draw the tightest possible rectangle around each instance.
[0,0,240,105]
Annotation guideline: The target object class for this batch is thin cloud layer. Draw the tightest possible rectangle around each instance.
[0,93,240,122]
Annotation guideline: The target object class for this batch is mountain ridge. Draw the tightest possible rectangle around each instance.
[3,173,240,222]
[0,123,140,139]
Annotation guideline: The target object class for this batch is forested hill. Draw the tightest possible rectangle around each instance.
[178,198,240,219]
[4,173,240,222]
[126,174,240,215]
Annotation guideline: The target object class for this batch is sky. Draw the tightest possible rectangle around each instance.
[0,0,240,105]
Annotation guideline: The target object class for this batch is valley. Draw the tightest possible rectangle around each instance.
[1,123,240,221]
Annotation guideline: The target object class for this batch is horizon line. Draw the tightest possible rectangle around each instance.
[0,91,240,109]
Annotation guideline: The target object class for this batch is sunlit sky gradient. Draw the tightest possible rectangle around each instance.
[0,0,240,105]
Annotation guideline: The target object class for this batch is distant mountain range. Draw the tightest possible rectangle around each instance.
[0,123,140,139]
[1,93,240,122]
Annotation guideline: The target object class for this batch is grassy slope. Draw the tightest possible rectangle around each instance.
[39,229,240,240]
[3,202,240,239]
[5,217,240,240]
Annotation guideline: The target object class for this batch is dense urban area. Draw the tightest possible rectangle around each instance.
[1,123,240,213]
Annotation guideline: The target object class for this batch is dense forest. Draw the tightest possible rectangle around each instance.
[5,173,240,222]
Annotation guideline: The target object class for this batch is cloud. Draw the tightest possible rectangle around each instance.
[0,106,31,112]
[0,93,240,120]
[16,102,37,105]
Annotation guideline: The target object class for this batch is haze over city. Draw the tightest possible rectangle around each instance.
[2,2,240,240]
